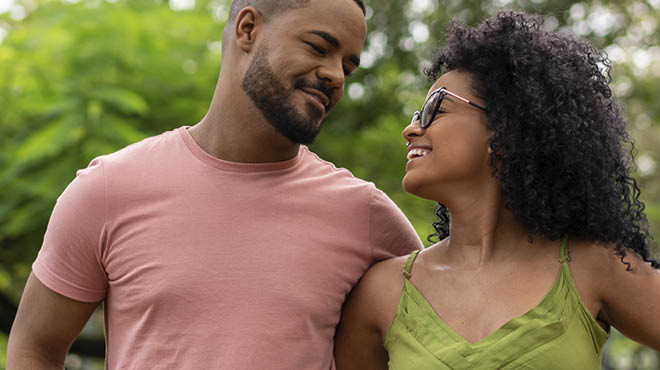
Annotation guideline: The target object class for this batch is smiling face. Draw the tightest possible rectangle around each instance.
[241,0,366,145]
[402,70,491,201]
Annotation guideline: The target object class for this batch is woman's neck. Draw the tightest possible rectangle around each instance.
[431,181,541,269]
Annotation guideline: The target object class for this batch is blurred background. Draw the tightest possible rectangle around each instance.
[0,0,658,368]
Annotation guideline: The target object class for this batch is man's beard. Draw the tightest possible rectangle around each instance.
[242,45,332,145]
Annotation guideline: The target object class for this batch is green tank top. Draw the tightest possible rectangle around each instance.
[384,238,609,369]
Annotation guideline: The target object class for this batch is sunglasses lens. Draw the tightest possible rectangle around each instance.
[421,92,443,128]
[411,111,420,125]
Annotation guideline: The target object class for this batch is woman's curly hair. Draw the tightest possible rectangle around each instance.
[426,11,658,269]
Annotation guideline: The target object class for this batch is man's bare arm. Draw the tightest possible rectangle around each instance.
[7,273,100,369]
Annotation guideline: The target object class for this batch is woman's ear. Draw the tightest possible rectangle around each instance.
[234,6,262,53]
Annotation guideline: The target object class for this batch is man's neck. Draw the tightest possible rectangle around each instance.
[189,111,300,164]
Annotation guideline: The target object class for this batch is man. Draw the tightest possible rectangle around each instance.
[7,0,422,369]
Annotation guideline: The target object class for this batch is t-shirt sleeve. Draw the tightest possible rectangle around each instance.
[368,187,423,264]
[32,157,108,302]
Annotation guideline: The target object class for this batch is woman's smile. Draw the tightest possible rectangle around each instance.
[406,147,432,161]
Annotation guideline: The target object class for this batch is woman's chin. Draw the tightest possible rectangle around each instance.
[401,176,417,194]
[403,177,449,204]
[402,178,429,200]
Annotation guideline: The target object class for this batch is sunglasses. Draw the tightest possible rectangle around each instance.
[411,87,487,129]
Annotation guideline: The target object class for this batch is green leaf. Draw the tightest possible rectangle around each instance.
[108,119,149,144]
[14,117,84,163]
[90,87,149,116]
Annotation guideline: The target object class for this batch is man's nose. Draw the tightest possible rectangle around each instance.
[317,59,345,89]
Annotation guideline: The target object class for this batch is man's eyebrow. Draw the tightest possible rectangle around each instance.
[310,30,339,48]
[309,30,361,67]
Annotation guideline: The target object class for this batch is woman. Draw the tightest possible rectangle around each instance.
[334,11,660,370]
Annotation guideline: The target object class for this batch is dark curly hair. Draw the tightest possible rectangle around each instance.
[426,11,658,269]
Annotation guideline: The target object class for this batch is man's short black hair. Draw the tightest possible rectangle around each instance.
[228,0,365,25]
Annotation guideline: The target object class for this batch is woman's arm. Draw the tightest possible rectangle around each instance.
[595,246,660,350]
[335,257,406,370]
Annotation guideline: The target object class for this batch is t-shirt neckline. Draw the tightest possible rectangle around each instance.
[178,126,305,173]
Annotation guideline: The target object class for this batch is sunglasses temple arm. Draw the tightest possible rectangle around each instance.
[468,101,487,111]
[444,89,487,111]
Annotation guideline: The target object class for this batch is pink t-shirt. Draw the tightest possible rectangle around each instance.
[33,127,422,370]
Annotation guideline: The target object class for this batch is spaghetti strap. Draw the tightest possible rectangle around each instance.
[558,236,571,264]
[403,250,422,280]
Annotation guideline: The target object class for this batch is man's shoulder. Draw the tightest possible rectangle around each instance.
[301,146,376,190]
[100,127,181,167]
[75,127,186,197]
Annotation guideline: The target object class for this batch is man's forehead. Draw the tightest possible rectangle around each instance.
[278,2,366,42]
[281,0,364,18]
[293,2,365,30]
[289,0,365,15]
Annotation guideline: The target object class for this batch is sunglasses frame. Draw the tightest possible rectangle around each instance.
[411,87,487,129]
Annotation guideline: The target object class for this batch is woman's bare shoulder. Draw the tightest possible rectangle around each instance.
[350,254,413,332]
[568,237,659,306]
[569,237,652,275]
[569,238,660,349]
[358,255,410,304]
[366,255,410,284]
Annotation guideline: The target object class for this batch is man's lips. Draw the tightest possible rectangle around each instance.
[300,87,330,111]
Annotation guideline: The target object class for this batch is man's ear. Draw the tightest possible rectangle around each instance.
[234,6,262,53]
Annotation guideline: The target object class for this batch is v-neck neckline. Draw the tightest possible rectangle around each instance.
[384,241,611,370]
[401,263,565,347]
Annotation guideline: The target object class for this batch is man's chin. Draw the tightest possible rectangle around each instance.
[268,103,326,145]
[293,128,321,145]
[293,107,325,142]
[286,122,322,145]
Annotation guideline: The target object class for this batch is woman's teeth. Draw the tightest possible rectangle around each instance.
[407,148,431,160]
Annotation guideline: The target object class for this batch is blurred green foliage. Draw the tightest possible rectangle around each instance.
[0,0,222,301]
[0,333,6,369]
[1,0,659,368]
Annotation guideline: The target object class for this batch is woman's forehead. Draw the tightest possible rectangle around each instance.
[428,70,476,100]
